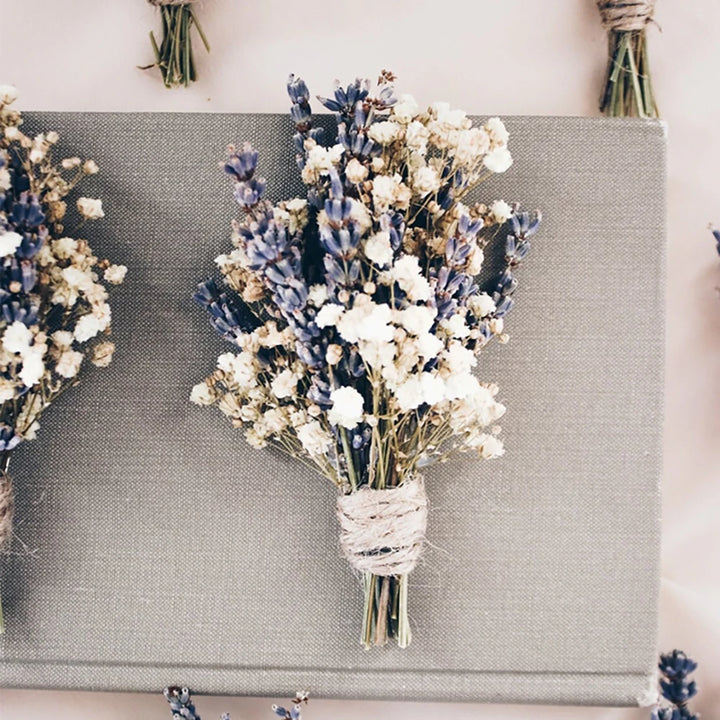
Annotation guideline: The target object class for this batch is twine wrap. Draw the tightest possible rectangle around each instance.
[596,0,655,32]
[336,476,428,577]
[148,0,196,6]
[0,472,13,555]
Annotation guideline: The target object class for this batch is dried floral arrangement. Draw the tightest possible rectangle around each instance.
[191,72,540,648]
[164,687,309,720]
[142,0,210,88]
[0,86,126,632]
[595,0,659,117]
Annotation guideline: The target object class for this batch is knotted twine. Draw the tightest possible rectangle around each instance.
[0,471,13,556]
[596,0,655,32]
[336,476,428,577]
[148,0,196,5]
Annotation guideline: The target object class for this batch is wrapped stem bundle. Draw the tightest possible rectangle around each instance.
[0,86,126,632]
[192,72,540,648]
[144,0,210,88]
[596,0,658,118]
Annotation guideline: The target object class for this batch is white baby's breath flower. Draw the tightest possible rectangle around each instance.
[51,330,74,349]
[216,352,236,374]
[485,117,509,147]
[61,157,81,170]
[307,284,328,308]
[483,147,513,174]
[368,121,401,145]
[392,94,419,123]
[3,320,32,354]
[271,368,298,399]
[76,197,104,220]
[345,158,368,184]
[190,381,215,405]
[405,120,429,154]
[328,386,365,429]
[468,292,496,318]
[52,236,78,259]
[364,231,394,267]
[473,433,505,459]
[0,230,23,256]
[315,303,344,329]
[453,127,490,165]
[371,174,411,213]
[91,341,115,367]
[489,199,513,224]
[416,332,443,359]
[411,165,441,197]
[396,305,436,336]
[55,350,84,378]
[387,255,431,302]
[441,313,470,338]
[62,266,93,291]
[73,313,104,343]
[348,198,373,234]
[336,300,393,344]
[326,343,343,365]
[19,349,45,387]
[296,421,332,456]
[0,85,19,104]
[82,159,99,175]
[104,264,127,284]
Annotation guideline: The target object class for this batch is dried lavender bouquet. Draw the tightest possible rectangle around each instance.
[192,72,540,648]
[0,86,126,632]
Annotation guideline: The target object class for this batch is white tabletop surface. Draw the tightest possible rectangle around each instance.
[0,1,718,718]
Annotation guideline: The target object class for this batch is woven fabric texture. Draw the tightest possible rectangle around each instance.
[0,113,665,705]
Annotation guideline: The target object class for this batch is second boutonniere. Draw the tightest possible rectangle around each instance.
[191,72,540,648]
[0,85,126,632]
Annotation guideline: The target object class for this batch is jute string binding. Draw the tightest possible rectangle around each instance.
[596,0,655,32]
[0,471,13,555]
[148,0,196,6]
[336,476,428,577]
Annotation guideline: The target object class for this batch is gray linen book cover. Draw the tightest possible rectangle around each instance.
[0,113,664,705]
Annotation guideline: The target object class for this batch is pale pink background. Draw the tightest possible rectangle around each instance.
[0,1,718,718]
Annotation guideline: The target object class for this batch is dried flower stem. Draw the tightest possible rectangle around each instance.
[143,4,210,88]
[599,28,658,117]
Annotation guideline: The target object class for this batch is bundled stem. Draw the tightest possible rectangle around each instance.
[144,2,210,88]
[596,1,658,118]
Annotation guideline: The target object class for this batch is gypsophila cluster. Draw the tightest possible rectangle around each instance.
[0,85,126,453]
[193,72,540,490]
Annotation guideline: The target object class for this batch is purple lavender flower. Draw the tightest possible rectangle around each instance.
[653,650,699,720]
[712,226,720,255]
[163,687,201,720]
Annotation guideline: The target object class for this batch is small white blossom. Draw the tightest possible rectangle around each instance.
[74,313,105,343]
[3,320,33,354]
[51,330,74,349]
[104,264,127,284]
[271,369,298,399]
[55,350,84,378]
[364,231,394,267]
[52,237,78,259]
[468,293,496,318]
[485,117,509,147]
[396,305,436,336]
[489,200,513,224]
[368,121,401,145]
[483,147,513,174]
[405,120,429,154]
[296,421,333,456]
[387,255,432,302]
[328,386,365,429]
[315,303,345,329]
[19,349,45,387]
[91,341,115,367]
[473,433,505,459]
[345,158,368,184]
[76,197,105,220]
[411,166,441,197]
[0,231,23,256]
[190,381,215,405]
[392,94,419,123]
[307,284,328,308]
[83,159,99,175]
[441,313,470,338]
